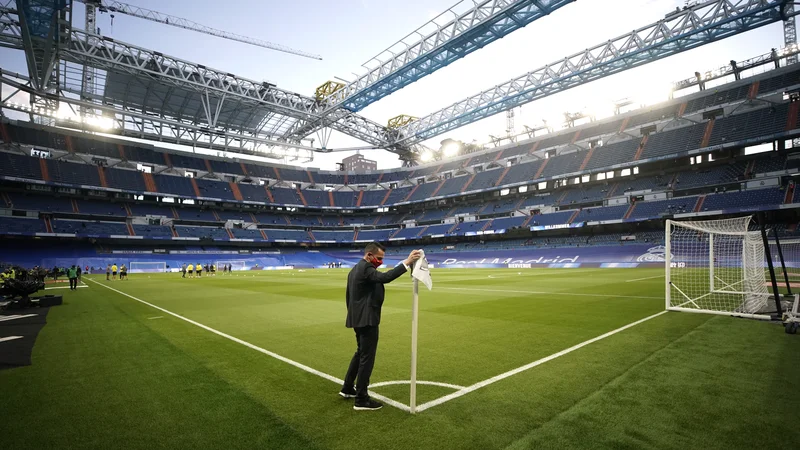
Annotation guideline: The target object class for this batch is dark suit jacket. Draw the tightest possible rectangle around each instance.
[345,259,408,328]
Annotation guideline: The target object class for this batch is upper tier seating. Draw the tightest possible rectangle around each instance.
[78,199,128,216]
[628,196,698,219]
[0,152,41,180]
[700,188,784,211]
[0,216,46,234]
[707,104,790,147]
[47,159,101,186]
[313,230,355,242]
[7,192,73,213]
[263,229,310,241]
[230,227,265,239]
[3,67,800,213]
[152,174,196,197]
[103,167,146,192]
[133,224,174,238]
[528,210,575,227]
[129,203,175,217]
[572,205,629,222]
[174,226,230,240]
[356,229,394,241]
[52,219,128,235]
[486,216,527,230]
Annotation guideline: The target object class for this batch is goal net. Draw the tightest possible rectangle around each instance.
[129,261,167,273]
[666,216,774,320]
[215,260,247,271]
[768,239,800,287]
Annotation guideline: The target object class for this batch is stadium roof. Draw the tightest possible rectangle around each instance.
[0,0,798,166]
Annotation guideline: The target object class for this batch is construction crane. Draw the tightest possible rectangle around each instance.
[75,0,322,60]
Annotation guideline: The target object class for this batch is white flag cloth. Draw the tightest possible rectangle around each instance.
[411,250,433,291]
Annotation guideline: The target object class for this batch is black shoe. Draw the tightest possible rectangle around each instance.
[353,398,382,411]
[339,386,357,399]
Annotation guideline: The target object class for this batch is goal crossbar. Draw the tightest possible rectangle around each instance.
[129,261,167,273]
[215,260,247,271]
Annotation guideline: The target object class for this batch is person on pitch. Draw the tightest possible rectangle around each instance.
[340,242,421,411]
[67,265,78,291]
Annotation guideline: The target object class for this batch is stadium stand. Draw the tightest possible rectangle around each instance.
[2,62,800,249]
[573,204,630,222]
[0,216,46,234]
[51,219,129,235]
[133,224,175,238]
[628,196,699,220]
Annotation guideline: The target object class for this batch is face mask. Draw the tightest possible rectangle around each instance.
[369,255,382,268]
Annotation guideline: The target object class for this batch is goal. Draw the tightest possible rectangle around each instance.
[129,261,167,273]
[215,260,247,271]
[666,216,777,320]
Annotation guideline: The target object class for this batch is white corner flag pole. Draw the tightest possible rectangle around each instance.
[410,277,419,414]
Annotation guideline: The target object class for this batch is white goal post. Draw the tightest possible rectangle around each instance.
[215,260,247,271]
[665,216,776,320]
[129,261,167,273]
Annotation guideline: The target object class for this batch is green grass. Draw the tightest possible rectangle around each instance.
[1,268,798,449]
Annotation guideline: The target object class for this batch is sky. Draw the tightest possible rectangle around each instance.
[0,0,789,170]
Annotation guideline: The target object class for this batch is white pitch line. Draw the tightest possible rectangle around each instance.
[369,380,466,390]
[415,310,668,413]
[0,336,23,343]
[625,275,665,283]
[85,279,410,413]
[45,285,88,290]
[0,314,37,322]
[389,285,663,300]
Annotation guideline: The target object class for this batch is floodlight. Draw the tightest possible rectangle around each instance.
[442,142,460,157]
[420,151,433,162]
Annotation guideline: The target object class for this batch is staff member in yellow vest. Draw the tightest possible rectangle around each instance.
[111,263,118,280]
[187,263,194,278]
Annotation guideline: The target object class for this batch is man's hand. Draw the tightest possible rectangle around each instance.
[404,250,422,267]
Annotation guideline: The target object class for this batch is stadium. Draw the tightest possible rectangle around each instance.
[1,0,800,448]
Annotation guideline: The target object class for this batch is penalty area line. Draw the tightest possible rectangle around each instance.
[390,285,662,300]
[625,275,665,283]
[84,279,410,413]
[415,310,668,413]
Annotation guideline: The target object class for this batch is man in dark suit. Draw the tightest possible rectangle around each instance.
[340,242,421,411]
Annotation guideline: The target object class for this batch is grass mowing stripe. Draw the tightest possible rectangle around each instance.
[85,278,412,413]
[415,310,669,413]
[501,314,715,450]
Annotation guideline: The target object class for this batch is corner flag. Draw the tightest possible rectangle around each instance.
[412,250,433,291]
[409,249,431,414]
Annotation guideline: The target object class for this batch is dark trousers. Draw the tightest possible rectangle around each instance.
[69,277,77,290]
[343,325,379,400]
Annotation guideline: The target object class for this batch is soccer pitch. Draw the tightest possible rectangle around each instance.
[2,268,799,449]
